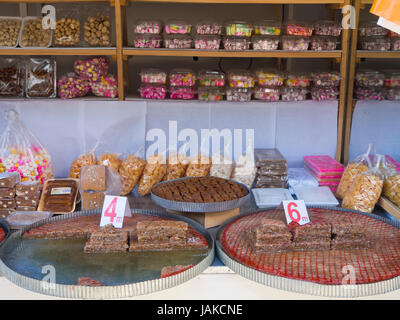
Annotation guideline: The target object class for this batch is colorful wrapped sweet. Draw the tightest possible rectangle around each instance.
[360,36,391,51]
[388,30,400,38]
[197,71,225,87]
[385,88,400,101]
[91,74,118,98]
[310,36,337,51]
[139,84,167,99]
[195,21,222,35]
[73,57,110,82]
[170,86,195,100]
[140,68,167,84]
[255,70,284,87]
[134,20,162,34]
[384,72,400,87]
[165,20,192,34]
[228,70,255,88]
[284,21,313,36]
[392,38,400,51]
[311,72,341,87]
[194,35,221,50]
[281,87,309,101]
[355,71,385,87]
[57,74,90,99]
[226,87,251,102]
[134,34,162,48]
[169,69,196,87]
[311,86,339,101]
[164,34,192,49]
[223,36,250,50]
[313,20,341,37]
[281,35,310,51]
[285,73,311,87]
[225,21,253,37]
[252,35,279,50]
[198,87,224,101]
[253,20,281,35]
[358,22,388,37]
[253,86,280,101]
[355,86,385,101]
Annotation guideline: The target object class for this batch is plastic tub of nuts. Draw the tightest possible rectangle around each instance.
[253,86,280,101]
[360,36,391,51]
[198,87,224,101]
[19,16,52,48]
[195,21,222,35]
[310,36,338,51]
[134,19,162,34]
[83,13,112,47]
[358,21,388,37]
[281,35,310,51]
[0,57,25,97]
[253,20,281,35]
[164,34,192,49]
[194,35,221,50]
[197,71,225,87]
[252,35,279,51]
[223,36,250,50]
[313,20,341,37]
[255,69,284,87]
[355,71,385,87]
[226,87,252,102]
[0,17,22,48]
[281,87,309,101]
[54,16,81,46]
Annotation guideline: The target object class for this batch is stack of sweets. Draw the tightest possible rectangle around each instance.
[303,155,345,193]
[384,72,400,101]
[80,165,106,211]
[290,220,331,251]
[169,69,196,100]
[310,72,340,101]
[254,148,288,188]
[138,68,167,100]
[197,70,225,101]
[354,70,385,101]
[15,181,41,211]
[0,172,19,218]
[84,224,129,253]
[330,217,372,249]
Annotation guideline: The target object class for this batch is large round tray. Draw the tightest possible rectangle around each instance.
[0,209,214,299]
[151,177,251,213]
[216,206,400,297]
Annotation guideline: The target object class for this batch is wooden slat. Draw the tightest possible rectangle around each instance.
[0,48,117,56]
[2,0,111,2]
[378,197,400,222]
[114,0,125,101]
[357,51,400,59]
[131,0,345,3]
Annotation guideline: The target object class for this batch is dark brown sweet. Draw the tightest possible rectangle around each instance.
[16,206,37,211]
[41,179,78,213]
[0,198,16,209]
[80,165,106,192]
[0,208,15,218]
[0,188,15,199]
[136,220,188,243]
[15,195,40,207]
[0,172,20,188]
[81,191,105,211]
[16,181,40,196]
[84,224,129,253]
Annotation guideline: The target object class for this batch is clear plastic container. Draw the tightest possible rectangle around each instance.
[310,36,338,51]
[392,38,400,51]
[285,73,311,87]
[198,86,224,101]
[140,68,167,84]
[0,57,25,97]
[255,69,284,87]
[358,21,388,36]
[313,20,341,37]
[169,69,196,87]
[197,71,225,87]
[195,21,222,35]
[386,88,400,100]
[311,71,341,87]
[19,16,52,48]
[355,70,385,87]
[355,86,385,100]
[165,20,192,34]
[0,17,22,48]
[384,72,400,87]
[281,35,310,51]
[253,20,281,35]
[164,34,192,49]
[284,21,313,36]
[170,86,195,99]
[281,87,309,101]
[134,19,162,34]
[134,34,162,48]
[223,36,250,50]
[139,83,167,99]
[54,16,81,46]
[26,57,56,98]
[253,86,280,101]
[311,86,339,101]
[83,13,112,47]
[228,70,255,88]
[225,21,253,37]
[360,36,391,51]
[226,87,251,102]
[194,35,221,50]
[252,35,279,50]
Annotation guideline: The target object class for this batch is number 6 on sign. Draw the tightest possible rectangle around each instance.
[282,200,310,226]
[100,195,132,228]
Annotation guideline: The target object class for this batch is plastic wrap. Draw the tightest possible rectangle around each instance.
[198,71,225,87]
[26,58,56,98]
[6,211,52,229]
[310,36,337,51]
[197,87,224,101]
[195,21,222,35]
[137,154,166,196]
[383,170,400,208]
[231,153,257,189]
[57,73,90,100]
[74,56,110,82]
[281,35,310,51]
[140,68,167,84]
[336,144,374,199]
[255,70,284,87]
[134,34,162,48]
[164,34,192,49]
[223,36,250,50]
[311,71,340,87]
[139,84,167,99]
[91,74,118,98]
[194,35,220,50]
[185,154,211,177]
[0,57,25,97]
[253,86,280,101]
[225,21,252,37]
[134,20,162,34]
[228,70,255,88]
[0,110,53,184]
[281,87,308,101]
[19,17,52,48]
[0,17,22,48]
[83,13,111,46]
[313,20,341,37]
[226,87,251,102]
[169,69,196,87]
[311,86,339,101]
[252,35,279,50]
[119,153,146,196]
[210,151,234,180]
[284,21,313,36]
[54,16,81,46]
[342,155,385,213]
[360,36,391,51]
[165,20,192,34]
[253,20,281,35]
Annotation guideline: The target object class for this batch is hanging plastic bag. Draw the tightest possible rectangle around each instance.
[185,154,211,177]
[0,110,53,184]
[342,154,385,213]
[98,152,123,172]
[336,143,375,199]
[137,153,166,196]
[382,156,400,208]
[210,142,234,180]
[119,147,147,196]
[68,142,98,179]
[163,143,190,181]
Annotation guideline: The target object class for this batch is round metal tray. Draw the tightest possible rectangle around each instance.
[151,177,251,213]
[216,206,400,298]
[0,209,214,299]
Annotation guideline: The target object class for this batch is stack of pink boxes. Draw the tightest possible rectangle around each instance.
[303,155,345,194]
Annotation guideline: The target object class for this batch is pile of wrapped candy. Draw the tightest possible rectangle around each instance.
[57,56,118,99]
[310,72,340,101]
[358,22,400,51]
[354,70,400,101]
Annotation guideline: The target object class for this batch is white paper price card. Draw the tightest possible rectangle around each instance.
[282,200,310,226]
[100,195,131,228]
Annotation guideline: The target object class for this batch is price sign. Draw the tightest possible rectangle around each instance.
[100,195,131,228]
[282,200,310,226]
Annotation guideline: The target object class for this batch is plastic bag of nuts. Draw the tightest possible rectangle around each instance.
[336,144,375,199]
[137,154,166,196]
[84,13,111,47]
[342,154,385,213]
[26,58,56,98]
[119,153,147,196]
[0,17,22,48]
[163,151,190,181]
[0,57,25,97]
[19,16,52,48]
[185,154,211,177]
[210,152,234,180]
[55,16,81,46]
[98,153,123,172]
[383,170,400,208]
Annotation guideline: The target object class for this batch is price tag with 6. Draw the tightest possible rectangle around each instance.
[100,195,132,228]
[282,200,310,226]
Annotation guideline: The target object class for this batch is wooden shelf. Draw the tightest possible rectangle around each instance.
[360,0,373,4]
[378,197,400,222]
[131,0,345,4]
[0,48,117,56]
[3,0,111,2]
[123,48,342,58]
[357,51,400,59]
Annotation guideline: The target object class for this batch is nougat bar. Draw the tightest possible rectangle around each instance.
[0,172,20,188]
[81,191,105,211]
[136,220,188,243]
[0,198,16,209]
[80,165,106,192]
[16,181,40,196]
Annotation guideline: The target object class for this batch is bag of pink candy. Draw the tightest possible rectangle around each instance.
[91,74,118,98]
[73,56,110,82]
[0,110,53,184]
[57,73,91,100]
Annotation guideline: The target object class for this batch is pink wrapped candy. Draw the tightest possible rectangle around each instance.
[164,34,192,49]
[170,86,195,100]
[386,88,400,100]
[392,38,400,51]
[226,88,251,102]
[355,86,385,100]
[385,72,400,87]
[281,87,308,101]
[252,35,279,50]
[284,22,313,36]
[310,36,337,51]
[134,20,162,34]
[57,74,90,99]
[73,56,110,82]
[253,86,280,101]
[91,74,118,98]
[194,35,221,50]
[311,86,339,101]
[223,36,250,51]
[281,36,310,51]
[314,21,341,37]
[140,68,167,84]
[134,34,162,48]
[139,84,166,99]
[169,69,196,87]
[360,36,391,51]
[197,71,225,87]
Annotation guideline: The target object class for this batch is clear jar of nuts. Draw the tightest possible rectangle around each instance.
[0,17,22,48]
[20,17,52,48]
[55,17,81,46]
[84,13,111,47]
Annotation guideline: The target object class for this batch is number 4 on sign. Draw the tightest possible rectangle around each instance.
[282,200,310,226]
[100,195,132,228]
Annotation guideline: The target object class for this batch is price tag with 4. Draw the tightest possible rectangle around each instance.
[100,195,132,228]
[282,200,310,226]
